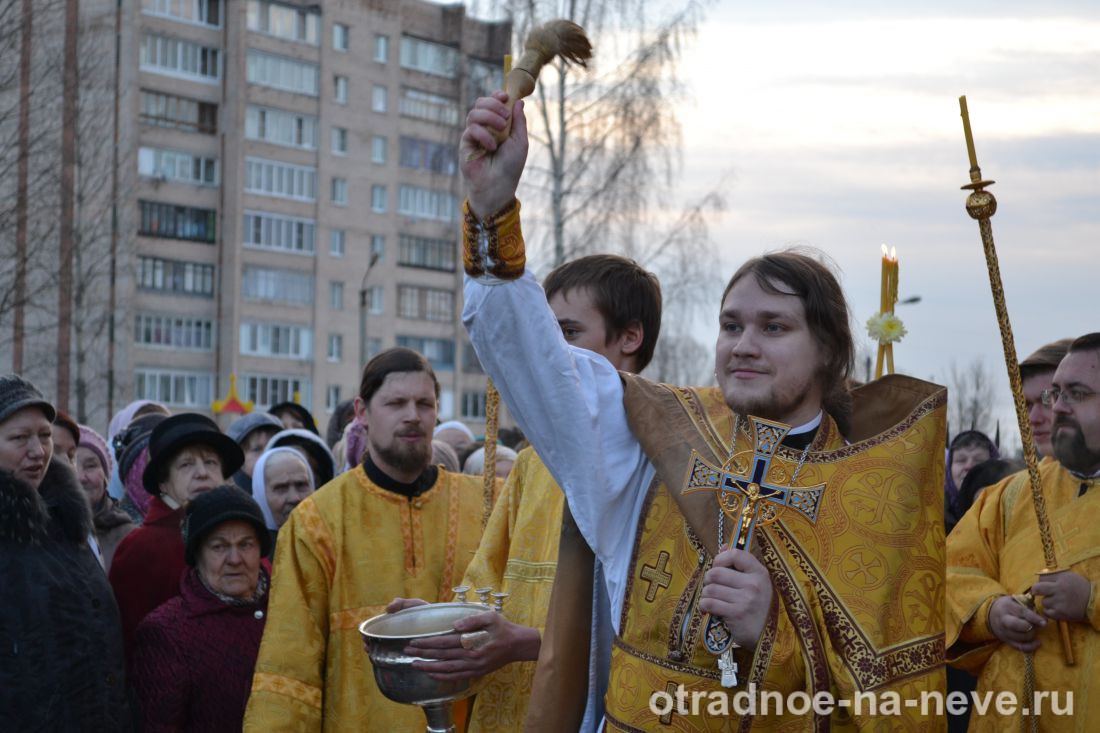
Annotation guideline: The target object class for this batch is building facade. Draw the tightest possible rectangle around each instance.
[3,0,511,432]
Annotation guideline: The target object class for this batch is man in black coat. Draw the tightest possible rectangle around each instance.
[0,375,131,731]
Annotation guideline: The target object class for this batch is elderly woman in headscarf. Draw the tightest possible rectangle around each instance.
[266,428,336,488]
[944,429,999,530]
[106,400,169,502]
[76,425,135,571]
[250,447,315,558]
[463,444,519,482]
[115,413,168,522]
[131,485,271,733]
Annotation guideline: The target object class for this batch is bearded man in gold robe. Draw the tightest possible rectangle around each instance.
[458,92,946,731]
[948,333,1100,731]
[243,348,486,731]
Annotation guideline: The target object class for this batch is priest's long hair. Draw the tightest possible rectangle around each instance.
[722,249,855,435]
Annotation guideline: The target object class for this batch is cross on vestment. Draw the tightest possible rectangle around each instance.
[681,415,827,687]
[682,415,827,552]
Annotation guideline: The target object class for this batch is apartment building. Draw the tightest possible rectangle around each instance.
[115,0,510,430]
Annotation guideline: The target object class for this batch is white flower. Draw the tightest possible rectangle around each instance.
[866,312,907,344]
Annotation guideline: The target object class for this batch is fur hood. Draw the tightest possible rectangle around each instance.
[0,459,93,545]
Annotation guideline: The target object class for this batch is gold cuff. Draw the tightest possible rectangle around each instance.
[463,199,525,280]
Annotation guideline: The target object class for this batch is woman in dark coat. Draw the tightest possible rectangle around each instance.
[0,375,131,731]
[130,485,272,732]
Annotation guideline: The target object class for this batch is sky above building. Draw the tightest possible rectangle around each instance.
[674,0,1100,447]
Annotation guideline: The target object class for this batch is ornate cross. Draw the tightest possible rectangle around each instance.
[640,550,672,602]
[682,415,826,552]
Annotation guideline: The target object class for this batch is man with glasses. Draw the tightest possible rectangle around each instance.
[947,332,1100,729]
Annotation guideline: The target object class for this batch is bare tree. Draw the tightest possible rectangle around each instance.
[946,358,996,437]
[0,0,123,425]
[479,0,728,383]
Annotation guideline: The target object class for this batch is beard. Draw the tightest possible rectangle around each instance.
[724,371,817,425]
[373,434,432,476]
[1052,416,1100,474]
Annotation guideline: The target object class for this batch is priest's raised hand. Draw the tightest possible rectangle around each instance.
[461,93,529,219]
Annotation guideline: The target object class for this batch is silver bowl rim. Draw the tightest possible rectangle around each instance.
[358,602,490,641]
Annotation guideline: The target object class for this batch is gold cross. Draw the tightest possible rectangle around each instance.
[640,550,672,602]
[682,415,826,551]
[659,680,679,724]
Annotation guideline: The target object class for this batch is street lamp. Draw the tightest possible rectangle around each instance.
[359,251,380,367]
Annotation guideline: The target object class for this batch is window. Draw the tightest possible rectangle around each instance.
[246,49,319,95]
[244,157,316,201]
[395,336,454,370]
[371,135,387,164]
[366,337,382,360]
[241,373,312,411]
[142,0,221,26]
[139,200,216,243]
[246,0,319,44]
[374,34,389,63]
[330,281,345,311]
[398,184,456,221]
[463,343,483,374]
[241,266,313,305]
[397,285,454,322]
[439,388,454,420]
[333,22,349,51]
[138,147,218,186]
[240,321,313,359]
[399,137,456,175]
[468,59,504,100]
[325,384,342,412]
[370,185,387,213]
[137,256,215,297]
[364,286,383,315]
[370,234,385,261]
[372,85,387,113]
[331,127,347,155]
[135,369,213,407]
[327,333,343,362]
[334,75,348,104]
[331,177,347,206]
[134,314,215,351]
[329,229,345,257]
[140,33,220,82]
[398,234,455,272]
[400,87,459,126]
[399,36,458,79]
[140,91,217,134]
[462,391,486,419]
[243,211,315,254]
[245,105,317,149]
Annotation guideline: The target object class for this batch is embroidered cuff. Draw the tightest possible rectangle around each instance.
[959,594,998,644]
[1088,583,1100,631]
[463,199,525,280]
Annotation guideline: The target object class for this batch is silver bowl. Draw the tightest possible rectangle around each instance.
[359,603,490,733]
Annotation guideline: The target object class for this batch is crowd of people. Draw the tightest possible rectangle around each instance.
[3,86,1097,733]
[0,361,524,731]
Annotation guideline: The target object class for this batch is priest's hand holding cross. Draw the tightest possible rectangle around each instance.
[699,546,774,650]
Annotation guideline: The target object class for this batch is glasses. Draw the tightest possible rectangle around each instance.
[1040,388,1098,407]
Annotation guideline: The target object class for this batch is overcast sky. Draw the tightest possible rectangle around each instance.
[672,0,1099,448]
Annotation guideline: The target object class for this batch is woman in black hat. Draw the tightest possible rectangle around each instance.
[108,413,244,659]
[132,485,271,733]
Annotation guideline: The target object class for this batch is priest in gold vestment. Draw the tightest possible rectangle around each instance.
[459,93,946,730]
[948,334,1100,731]
[242,349,486,732]
[404,254,663,732]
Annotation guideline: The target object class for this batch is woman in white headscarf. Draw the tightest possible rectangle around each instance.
[250,447,315,559]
